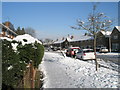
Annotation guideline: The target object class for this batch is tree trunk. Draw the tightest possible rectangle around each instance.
[109,36,111,52]
[94,35,99,71]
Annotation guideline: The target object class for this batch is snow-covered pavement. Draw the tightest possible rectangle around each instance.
[39,52,120,88]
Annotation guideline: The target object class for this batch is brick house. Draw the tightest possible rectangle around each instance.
[0,22,17,39]
[111,26,120,52]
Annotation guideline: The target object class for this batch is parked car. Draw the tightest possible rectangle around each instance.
[66,47,80,57]
[76,49,95,60]
[99,47,108,53]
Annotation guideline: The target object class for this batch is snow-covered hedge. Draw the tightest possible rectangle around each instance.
[1,34,44,89]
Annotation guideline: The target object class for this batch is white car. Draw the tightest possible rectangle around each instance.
[76,49,95,60]
[99,47,108,53]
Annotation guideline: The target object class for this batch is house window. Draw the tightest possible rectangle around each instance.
[113,35,118,39]
[112,43,119,51]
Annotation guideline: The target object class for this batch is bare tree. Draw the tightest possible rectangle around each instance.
[44,38,53,44]
[71,3,113,71]
[25,27,36,37]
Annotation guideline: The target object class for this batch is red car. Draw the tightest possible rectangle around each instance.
[66,47,80,57]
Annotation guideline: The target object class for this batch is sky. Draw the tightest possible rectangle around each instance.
[2,2,118,40]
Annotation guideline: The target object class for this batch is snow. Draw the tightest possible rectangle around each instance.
[69,36,93,42]
[97,52,120,58]
[8,65,13,70]
[100,31,112,36]
[13,34,42,45]
[115,26,120,31]
[0,34,42,50]
[105,31,112,36]
[53,35,93,44]
[11,34,42,50]
[54,40,65,44]
[11,43,18,51]
[39,52,119,88]
[0,37,12,41]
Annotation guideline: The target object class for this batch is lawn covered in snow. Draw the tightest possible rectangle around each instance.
[39,52,119,88]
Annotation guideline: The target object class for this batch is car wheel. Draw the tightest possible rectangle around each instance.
[74,56,77,59]
[81,56,83,60]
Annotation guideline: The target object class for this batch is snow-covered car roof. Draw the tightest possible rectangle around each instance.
[82,49,94,51]
[69,47,80,49]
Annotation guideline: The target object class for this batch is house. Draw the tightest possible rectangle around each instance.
[51,30,112,50]
[111,26,120,52]
[52,35,94,49]
[0,22,17,39]
[96,30,112,51]
[68,35,94,49]
[46,26,120,52]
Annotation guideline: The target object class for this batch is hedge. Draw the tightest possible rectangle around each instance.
[2,39,44,89]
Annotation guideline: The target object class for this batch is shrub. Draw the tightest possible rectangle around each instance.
[2,40,25,88]
[23,39,27,42]
[2,39,44,89]
[34,41,44,68]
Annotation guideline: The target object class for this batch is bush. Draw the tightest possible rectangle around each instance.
[34,41,44,68]
[2,40,25,88]
[23,39,27,42]
[2,39,44,89]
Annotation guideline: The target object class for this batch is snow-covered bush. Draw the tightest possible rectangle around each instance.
[1,34,44,89]
[2,40,25,88]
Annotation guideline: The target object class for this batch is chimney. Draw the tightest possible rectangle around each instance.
[5,22,10,28]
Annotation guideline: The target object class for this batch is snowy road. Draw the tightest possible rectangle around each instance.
[97,52,120,65]
[39,52,120,88]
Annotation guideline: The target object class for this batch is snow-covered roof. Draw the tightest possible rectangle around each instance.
[53,35,93,44]
[100,31,112,36]
[115,26,120,32]
[68,36,93,42]
[0,37,12,41]
[0,23,17,35]
[54,40,65,44]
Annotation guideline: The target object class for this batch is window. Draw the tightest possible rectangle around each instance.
[83,50,94,53]
[113,35,118,39]
[112,43,119,51]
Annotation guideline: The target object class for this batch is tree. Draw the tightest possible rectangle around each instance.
[25,27,36,37]
[71,3,113,71]
[44,38,53,44]
[16,27,25,35]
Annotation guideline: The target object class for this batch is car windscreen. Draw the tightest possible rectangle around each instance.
[83,50,94,53]
[72,49,80,53]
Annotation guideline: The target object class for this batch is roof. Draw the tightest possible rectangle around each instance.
[100,30,112,36]
[68,36,93,42]
[68,47,80,49]
[0,23,17,35]
[53,35,93,44]
[54,40,65,44]
[115,26,120,32]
